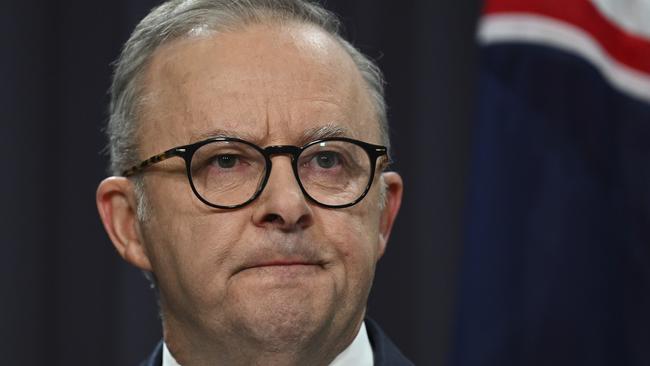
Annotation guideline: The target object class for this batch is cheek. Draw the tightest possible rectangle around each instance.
[319,208,382,286]
[143,190,250,313]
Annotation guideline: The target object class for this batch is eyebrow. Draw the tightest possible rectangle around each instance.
[189,123,352,146]
[298,124,351,145]
[190,128,259,143]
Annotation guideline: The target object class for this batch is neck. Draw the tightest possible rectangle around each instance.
[161,311,364,366]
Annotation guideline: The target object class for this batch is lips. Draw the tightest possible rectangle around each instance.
[252,260,316,267]
[235,257,326,275]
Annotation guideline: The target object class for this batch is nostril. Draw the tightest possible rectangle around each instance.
[296,214,313,228]
[263,213,283,224]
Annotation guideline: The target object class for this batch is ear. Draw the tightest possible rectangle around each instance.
[377,172,403,258]
[96,177,153,271]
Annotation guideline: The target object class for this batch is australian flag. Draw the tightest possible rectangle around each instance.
[453,0,650,365]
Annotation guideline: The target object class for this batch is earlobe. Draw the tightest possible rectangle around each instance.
[377,172,403,258]
[96,177,153,272]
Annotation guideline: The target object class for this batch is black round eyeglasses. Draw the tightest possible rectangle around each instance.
[122,137,389,209]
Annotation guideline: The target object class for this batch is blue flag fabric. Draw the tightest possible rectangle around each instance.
[453,2,650,365]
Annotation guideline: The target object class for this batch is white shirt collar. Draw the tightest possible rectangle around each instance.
[329,321,374,366]
[163,321,373,366]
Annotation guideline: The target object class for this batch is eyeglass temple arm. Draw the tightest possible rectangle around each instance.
[370,146,393,170]
[121,148,185,177]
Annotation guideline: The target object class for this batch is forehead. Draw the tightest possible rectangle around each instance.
[137,22,378,153]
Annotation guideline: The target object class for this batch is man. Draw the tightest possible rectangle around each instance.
[96,0,409,365]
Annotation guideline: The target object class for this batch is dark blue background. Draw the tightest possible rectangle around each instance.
[453,43,650,366]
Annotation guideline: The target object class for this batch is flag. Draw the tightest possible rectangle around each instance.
[453,1,650,365]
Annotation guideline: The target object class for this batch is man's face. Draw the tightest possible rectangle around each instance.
[127,22,401,354]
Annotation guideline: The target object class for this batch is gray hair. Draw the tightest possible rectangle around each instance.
[107,0,389,178]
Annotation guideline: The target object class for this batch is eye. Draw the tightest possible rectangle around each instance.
[213,154,239,168]
[314,151,340,169]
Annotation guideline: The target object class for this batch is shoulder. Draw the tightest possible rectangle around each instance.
[139,340,163,366]
[365,317,415,366]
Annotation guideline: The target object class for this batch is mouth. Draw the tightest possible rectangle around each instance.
[235,259,326,275]
[253,260,320,267]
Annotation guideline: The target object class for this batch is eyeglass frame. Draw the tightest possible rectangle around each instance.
[122,136,389,209]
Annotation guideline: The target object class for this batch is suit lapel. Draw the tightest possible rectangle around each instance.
[365,317,414,366]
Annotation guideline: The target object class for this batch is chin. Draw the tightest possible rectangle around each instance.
[228,283,337,350]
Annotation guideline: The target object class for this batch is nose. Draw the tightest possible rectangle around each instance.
[251,156,313,231]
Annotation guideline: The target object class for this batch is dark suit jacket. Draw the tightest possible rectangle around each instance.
[140,318,413,365]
